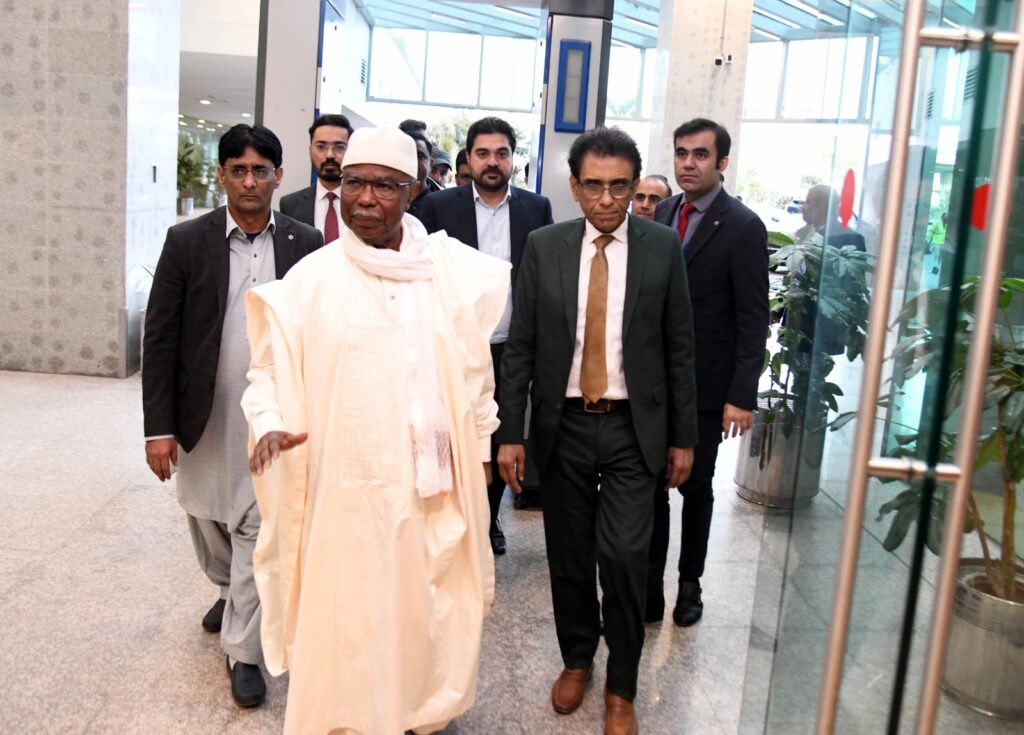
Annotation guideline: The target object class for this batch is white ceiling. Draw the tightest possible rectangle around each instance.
[178,0,260,124]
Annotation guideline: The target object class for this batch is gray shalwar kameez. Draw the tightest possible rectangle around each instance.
[176,213,277,665]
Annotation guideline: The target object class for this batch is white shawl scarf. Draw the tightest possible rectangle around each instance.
[342,217,453,498]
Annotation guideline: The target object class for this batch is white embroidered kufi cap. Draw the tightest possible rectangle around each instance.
[342,127,417,180]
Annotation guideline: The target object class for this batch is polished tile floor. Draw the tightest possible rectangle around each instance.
[0,371,1017,734]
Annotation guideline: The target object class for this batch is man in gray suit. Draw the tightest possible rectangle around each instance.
[143,124,322,708]
[279,113,353,243]
[497,127,698,735]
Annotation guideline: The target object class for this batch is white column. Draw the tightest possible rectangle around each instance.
[646,0,754,190]
[256,0,322,206]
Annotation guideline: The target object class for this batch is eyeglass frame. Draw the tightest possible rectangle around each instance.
[339,174,416,200]
[577,180,636,201]
[222,165,277,182]
[312,142,349,154]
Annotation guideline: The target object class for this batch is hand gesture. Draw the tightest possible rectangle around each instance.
[497,444,526,495]
[249,431,308,476]
[146,438,178,481]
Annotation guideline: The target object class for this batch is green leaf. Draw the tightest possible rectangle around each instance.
[829,412,858,431]
[974,430,1001,469]
[883,504,919,551]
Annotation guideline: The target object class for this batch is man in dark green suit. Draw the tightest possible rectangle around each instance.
[497,127,698,735]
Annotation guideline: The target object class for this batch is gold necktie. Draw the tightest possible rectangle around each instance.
[581,234,614,405]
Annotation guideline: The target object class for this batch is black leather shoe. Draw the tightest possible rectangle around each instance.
[202,598,226,633]
[645,592,665,623]
[226,656,266,708]
[672,581,703,627]
[490,518,506,555]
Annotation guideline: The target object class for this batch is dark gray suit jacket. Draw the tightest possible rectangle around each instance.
[419,184,554,292]
[654,189,769,413]
[496,216,699,474]
[142,207,323,451]
[279,185,316,228]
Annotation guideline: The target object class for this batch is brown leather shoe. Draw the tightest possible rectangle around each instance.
[551,666,593,714]
[604,690,638,735]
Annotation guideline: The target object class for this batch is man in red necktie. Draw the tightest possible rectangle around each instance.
[649,118,770,628]
[280,114,353,243]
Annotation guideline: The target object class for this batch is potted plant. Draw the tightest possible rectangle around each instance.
[177,139,202,216]
[872,275,1023,718]
[734,230,873,508]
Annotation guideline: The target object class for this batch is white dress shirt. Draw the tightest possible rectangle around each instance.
[472,182,513,343]
[314,179,345,237]
[566,217,629,400]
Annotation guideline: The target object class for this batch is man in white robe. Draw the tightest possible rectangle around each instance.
[241,126,510,735]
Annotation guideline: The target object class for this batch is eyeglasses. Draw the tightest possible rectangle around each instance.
[340,175,414,200]
[225,165,276,182]
[313,142,348,154]
[579,182,634,200]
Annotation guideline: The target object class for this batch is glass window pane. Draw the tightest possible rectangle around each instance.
[641,47,658,119]
[743,41,784,118]
[424,31,481,106]
[369,28,425,101]
[480,37,536,111]
[783,39,830,118]
[605,45,641,118]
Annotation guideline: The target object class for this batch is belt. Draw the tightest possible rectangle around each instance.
[565,397,630,414]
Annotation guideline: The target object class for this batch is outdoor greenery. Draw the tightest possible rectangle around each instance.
[872,276,1024,602]
[176,139,204,197]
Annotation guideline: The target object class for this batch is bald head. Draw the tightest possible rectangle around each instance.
[803,185,842,229]
[631,175,672,220]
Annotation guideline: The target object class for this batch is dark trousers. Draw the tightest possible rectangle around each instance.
[540,405,657,701]
[648,410,723,594]
[487,342,506,528]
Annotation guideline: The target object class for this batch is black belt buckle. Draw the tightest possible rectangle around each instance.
[583,399,606,414]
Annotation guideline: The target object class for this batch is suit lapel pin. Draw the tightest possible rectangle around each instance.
[288,234,294,240]
[714,221,720,226]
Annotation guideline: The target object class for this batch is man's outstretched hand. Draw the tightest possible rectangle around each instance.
[250,431,309,476]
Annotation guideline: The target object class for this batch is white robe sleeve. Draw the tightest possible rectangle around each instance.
[243,311,287,441]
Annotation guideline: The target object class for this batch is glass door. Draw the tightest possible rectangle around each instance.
[738,0,1024,732]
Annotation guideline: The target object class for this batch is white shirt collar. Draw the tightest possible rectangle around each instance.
[471,181,512,208]
[584,215,629,248]
[316,178,342,201]
[225,207,276,239]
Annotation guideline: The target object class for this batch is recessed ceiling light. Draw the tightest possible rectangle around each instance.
[217,123,224,128]
[199,99,211,105]
[241,112,252,118]
[178,120,186,126]
[177,113,184,118]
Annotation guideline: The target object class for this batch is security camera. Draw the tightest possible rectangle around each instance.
[726,53,733,64]
[714,56,724,66]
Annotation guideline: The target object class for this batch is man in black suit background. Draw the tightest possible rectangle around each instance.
[143,124,322,707]
[648,118,770,627]
[421,116,554,555]
[279,113,353,244]
[497,127,697,734]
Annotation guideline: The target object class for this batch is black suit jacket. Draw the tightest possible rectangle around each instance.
[497,216,699,474]
[142,207,323,451]
[279,185,316,228]
[654,189,770,413]
[419,184,554,290]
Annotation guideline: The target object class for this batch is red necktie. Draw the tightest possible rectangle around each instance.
[677,202,697,246]
[324,191,339,244]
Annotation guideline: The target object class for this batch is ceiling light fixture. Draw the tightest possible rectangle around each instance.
[494,6,532,20]
[753,8,800,29]
[199,99,211,105]
[623,15,658,32]
[241,112,251,118]
[753,28,782,42]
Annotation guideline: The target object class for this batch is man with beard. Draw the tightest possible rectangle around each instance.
[405,130,435,221]
[280,114,353,243]
[420,116,553,556]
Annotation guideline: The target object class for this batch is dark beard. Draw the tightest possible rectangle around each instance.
[319,162,341,182]
[472,170,509,193]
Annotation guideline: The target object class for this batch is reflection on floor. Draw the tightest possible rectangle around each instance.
[0,371,1016,734]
